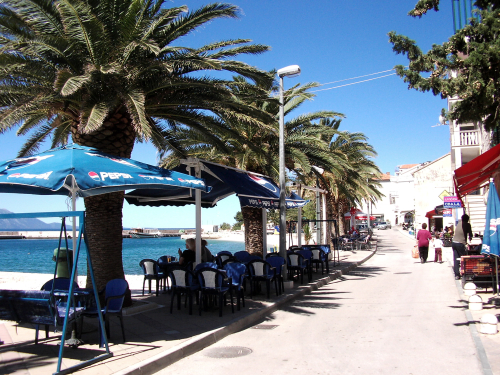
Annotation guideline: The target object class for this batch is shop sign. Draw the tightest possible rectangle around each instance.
[443,209,452,217]
[443,196,462,208]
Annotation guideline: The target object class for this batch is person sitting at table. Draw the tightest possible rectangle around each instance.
[178,238,196,266]
[201,239,214,262]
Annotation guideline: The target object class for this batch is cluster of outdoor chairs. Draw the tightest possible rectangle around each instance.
[338,234,372,251]
[139,246,331,318]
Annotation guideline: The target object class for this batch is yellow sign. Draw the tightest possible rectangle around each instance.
[439,190,451,201]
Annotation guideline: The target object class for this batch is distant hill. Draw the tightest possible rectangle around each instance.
[0,209,72,230]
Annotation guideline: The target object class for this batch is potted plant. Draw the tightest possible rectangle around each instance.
[303,224,312,245]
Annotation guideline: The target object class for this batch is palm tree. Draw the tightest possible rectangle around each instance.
[0,0,273,290]
[317,128,383,235]
[160,77,344,254]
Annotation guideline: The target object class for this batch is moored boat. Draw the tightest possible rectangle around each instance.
[129,228,161,238]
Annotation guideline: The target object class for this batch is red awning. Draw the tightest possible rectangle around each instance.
[454,143,500,199]
[425,210,436,218]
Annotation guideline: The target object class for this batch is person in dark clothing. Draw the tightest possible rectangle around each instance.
[178,238,196,266]
[452,214,473,279]
[416,223,432,263]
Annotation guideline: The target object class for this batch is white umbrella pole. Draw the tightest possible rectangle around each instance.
[297,185,302,247]
[195,167,202,265]
[71,180,78,280]
[262,209,267,256]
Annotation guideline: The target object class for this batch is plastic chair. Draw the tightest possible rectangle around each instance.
[357,235,372,250]
[139,259,163,296]
[215,251,234,268]
[81,279,128,344]
[297,250,313,281]
[157,256,176,291]
[169,267,199,315]
[266,256,285,295]
[309,247,327,274]
[194,262,218,273]
[287,253,308,284]
[197,268,233,317]
[234,251,252,263]
[41,278,79,292]
[224,262,247,310]
[247,259,278,298]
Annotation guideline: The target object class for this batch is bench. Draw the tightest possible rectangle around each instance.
[0,289,82,344]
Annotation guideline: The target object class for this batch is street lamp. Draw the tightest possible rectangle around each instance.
[277,65,301,265]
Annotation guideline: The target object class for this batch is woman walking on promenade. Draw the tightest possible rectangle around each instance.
[416,223,432,263]
[452,214,473,279]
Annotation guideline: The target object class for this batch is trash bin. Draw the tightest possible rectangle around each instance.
[52,247,73,278]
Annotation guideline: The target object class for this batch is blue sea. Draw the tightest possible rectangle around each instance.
[0,237,245,275]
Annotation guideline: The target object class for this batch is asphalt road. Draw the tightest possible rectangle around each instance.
[156,229,483,375]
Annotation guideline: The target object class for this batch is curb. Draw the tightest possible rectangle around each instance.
[454,278,493,375]
[114,248,377,375]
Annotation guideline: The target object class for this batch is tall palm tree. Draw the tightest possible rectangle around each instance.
[161,77,344,254]
[0,0,273,290]
[318,128,383,235]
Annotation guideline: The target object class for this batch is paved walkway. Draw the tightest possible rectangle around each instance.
[156,229,486,375]
[0,244,376,375]
[3,229,500,375]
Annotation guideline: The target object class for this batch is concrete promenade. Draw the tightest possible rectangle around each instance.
[2,230,500,374]
[0,242,375,375]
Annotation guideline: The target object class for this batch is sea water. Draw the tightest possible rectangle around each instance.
[0,237,245,275]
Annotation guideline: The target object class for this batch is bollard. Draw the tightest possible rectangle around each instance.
[479,314,498,335]
[469,294,483,311]
[464,282,477,297]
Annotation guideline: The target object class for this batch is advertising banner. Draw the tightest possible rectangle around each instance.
[443,196,462,208]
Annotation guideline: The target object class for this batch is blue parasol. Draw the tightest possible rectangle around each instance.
[0,144,210,197]
[481,181,500,294]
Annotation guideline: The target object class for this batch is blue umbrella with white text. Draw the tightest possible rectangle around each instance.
[481,181,500,294]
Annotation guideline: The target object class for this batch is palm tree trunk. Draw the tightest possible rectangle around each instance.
[242,206,264,256]
[71,111,136,303]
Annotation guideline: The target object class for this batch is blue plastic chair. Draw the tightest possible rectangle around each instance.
[297,249,313,281]
[82,279,128,344]
[169,267,199,315]
[309,247,328,274]
[234,251,252,263]
[157,256,177,291]
[224,262,247,310]
[215,251,234,268]
[194,262,218,273]
[197,267,234,317]
[287,253,308,284]
[139,259,163,296]
[266,256,286,295]
[247,259,278,298]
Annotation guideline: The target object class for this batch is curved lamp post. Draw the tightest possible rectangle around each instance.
[277,65,301,268]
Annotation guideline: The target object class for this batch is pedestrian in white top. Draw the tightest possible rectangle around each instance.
[433,234,443,263]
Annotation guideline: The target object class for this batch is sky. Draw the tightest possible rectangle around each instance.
[0,0,455,228]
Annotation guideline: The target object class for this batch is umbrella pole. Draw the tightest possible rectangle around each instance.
[72,181,78,281]
[195,166,202,265]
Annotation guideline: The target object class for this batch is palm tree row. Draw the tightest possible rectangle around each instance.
[160,76,383,252]
[0,0,273,291]
[0,0,383,288]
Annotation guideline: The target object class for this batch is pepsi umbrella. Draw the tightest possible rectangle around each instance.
[0,144,210,253]
[481,181,500,294]
[0,144,210,197]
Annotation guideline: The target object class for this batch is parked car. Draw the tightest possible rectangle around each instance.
[377,222,391,230]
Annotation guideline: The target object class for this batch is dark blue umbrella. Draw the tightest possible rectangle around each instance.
[125,160,308,208]
[481,181,500,294]
[0,144,210,197]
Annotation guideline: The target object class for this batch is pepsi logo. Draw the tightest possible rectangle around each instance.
[248,173,278,193]
[6,155,54,170]
[88,171,100,181]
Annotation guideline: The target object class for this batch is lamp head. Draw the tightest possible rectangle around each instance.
[277,65,301,78]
